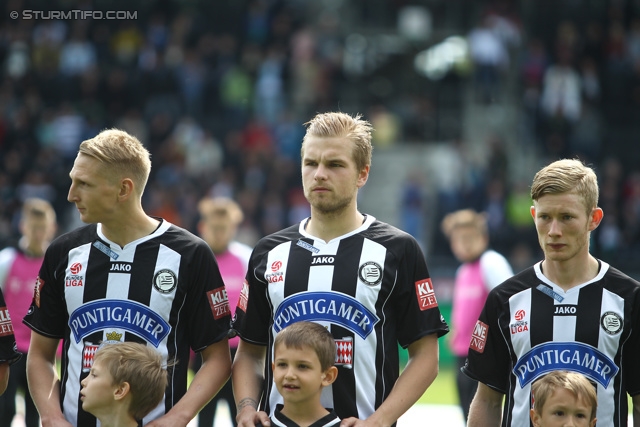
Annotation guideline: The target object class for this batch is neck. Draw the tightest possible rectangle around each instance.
[306,208,364,242]
[281,402,329,427]
[101,210,160,248]
[541,254,599,291]
[94,407,138,427]
[19,237,46,257]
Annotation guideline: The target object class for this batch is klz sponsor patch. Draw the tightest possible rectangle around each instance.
[207,286,230,320]
[415,278,438,310]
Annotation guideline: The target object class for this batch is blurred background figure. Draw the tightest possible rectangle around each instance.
[441,209,513,423]
[0,198,57,427]
[194,196,252,427]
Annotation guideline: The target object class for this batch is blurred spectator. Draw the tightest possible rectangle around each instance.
[59,24,97,77]
[467,14,509,103]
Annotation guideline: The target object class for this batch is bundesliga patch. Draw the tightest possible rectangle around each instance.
[335,337,353,369]
[207,286,230,320]
[470,320,488,353]
[415,278,438,310]
[83,342,99,372]
[0,307,13,337]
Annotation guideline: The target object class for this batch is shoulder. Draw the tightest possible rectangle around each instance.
[363,219,420,246]
[159,223,210,250]
[601,262,640,290]
[0,247,18,266]
[229,241,253,260]
[480,250,510,265]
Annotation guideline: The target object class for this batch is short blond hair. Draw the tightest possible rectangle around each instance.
[197,197,244,225]
[79,129,151,194]
[302,112,373,172]
[531,371,597,421]
[441,209,488,238]
[93,342,167,421]
[274,321,337,372]
[530,159,599,214]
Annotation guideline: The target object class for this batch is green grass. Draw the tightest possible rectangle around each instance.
[418,363,458,405]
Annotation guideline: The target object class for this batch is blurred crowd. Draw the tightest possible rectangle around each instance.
[1,0,640,275]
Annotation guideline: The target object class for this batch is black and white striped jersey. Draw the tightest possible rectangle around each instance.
[23,220,231,427]
[463,261,640,427]
[232,215,449,421]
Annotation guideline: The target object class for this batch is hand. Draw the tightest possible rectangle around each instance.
[340,417,386,427]
[236,405,271,427]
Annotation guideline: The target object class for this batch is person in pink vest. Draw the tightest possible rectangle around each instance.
[441,209,513,423]
[0,198,57,427]
[194,196,252,427]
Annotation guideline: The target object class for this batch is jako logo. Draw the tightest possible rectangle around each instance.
[70,262,82,275]
[271,261,282,272]
[515,309,525,321]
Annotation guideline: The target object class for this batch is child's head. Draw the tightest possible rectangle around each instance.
[272,322,338,405]
[80,342,167,421]
[530,371,597,427]
[274,321,336,371]
[441,209,489,262]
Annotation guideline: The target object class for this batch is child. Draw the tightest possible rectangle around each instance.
[271,321,340,427]
[80,342,168,427]
[530,371,597,427]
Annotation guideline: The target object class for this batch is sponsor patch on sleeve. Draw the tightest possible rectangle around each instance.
[237,280,249,312]
[0,306,13,337]
[469,320,489,353]
[415,278,438,311]
[206,286,230,320]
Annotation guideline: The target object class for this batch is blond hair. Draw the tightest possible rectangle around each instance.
[93,342,168,421]
[197,197,244,225]
[441,209,488,238]
[274,321,337,371]
[531,371,597,421]
[22,197,56,223]
[302,112,373,172]
[530,159,599,214]
[79,129,151,194]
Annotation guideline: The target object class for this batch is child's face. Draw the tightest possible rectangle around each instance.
[530,388,596,427]
[80,360,118,415]
[272,343,331,407]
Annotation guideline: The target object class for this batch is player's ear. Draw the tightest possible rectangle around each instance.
[321,366,338,386]
[590,418,597,427]
[114,381,131,401]
[529,408,540,427]
[589,207,603,231]
[530,205,536,220]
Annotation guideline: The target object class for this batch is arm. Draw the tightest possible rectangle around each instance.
[341,333,439,427]
[26,332,71,427]
[633,394,640,426]
[0,362,8,395]
[467,382,504,427]
[232,339,271,427]
[147,338,232,427]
